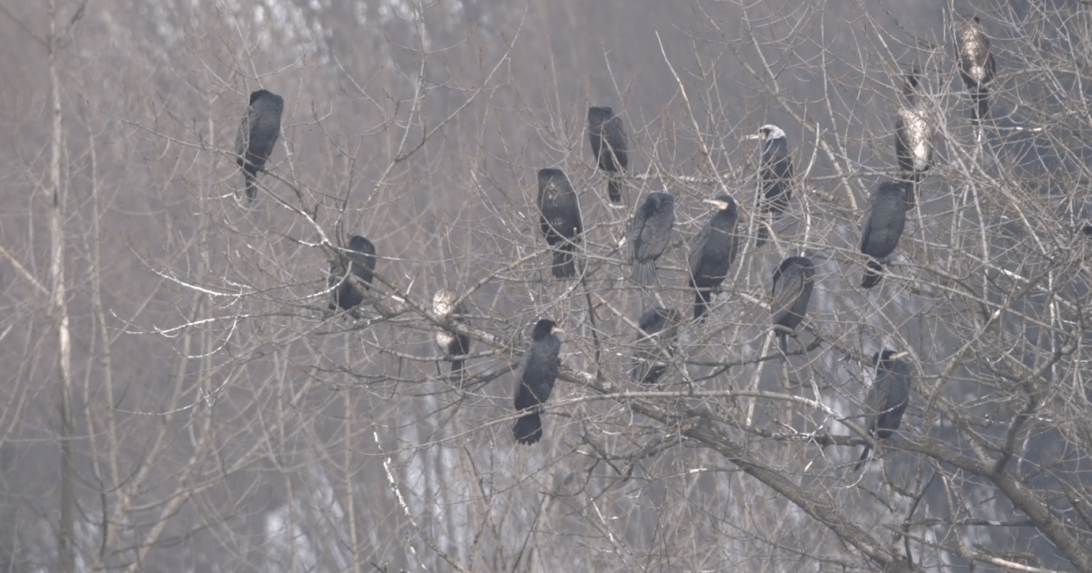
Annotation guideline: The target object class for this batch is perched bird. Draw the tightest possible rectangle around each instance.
[855,350,911,471]
[537,168,583,279]
[770,256,815,353]
[587,106,629,204]
[955,16,996,123]
[895,68,933,209]
[628,192,675,286]
[234,89,284,200]
[433,289,471,375]
[688,194,741,319]
[513,319,563,445]
[749,124,794,247]
[860,181,907,289]
[631,307,682,384]
[329,235,377,312]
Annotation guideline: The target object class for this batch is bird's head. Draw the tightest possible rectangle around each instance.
[747,124,786,142]
[531,319,562,341]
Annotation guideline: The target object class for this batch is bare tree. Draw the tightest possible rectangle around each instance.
[1,0,1091,571]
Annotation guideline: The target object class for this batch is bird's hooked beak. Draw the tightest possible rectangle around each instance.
[889,351,909,360]
[551,326,565,335]
[703,198,730,210]
[744,131,766,141]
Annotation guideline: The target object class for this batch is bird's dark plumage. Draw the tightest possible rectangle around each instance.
[855,350,911,471]
[514,319,563,445]
[587,106,629,204]
[956,16,996,122]
[895,69,933,210]
[629,192,675,286]
[433,289,471,375]
[860,181,907,289]
[753,124,793,246]
[771,256,815,353]
[689,194,740,319]
[631,307,681,384]
[537,168,583,279]
[329,235,376,312]
[235,89,284,200]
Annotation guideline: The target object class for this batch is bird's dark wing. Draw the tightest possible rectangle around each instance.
[629,212,648,262]
[771,264,803,324]
[864,375,891,433]
[235,106,257,163]
[688,226,711,283]
[860,210,874,253]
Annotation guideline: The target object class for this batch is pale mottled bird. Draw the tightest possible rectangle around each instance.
[956,16,996,123]
[895,69,933,209]
[433,289,471,375]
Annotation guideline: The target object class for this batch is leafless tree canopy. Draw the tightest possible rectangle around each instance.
[1,0,1091,571]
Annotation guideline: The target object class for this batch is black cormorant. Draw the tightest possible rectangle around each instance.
[235,89,284,200]
[628,192,675,286]
[860,181,907,289]
[587,106,629,204]
[537,168,583,279]
[513,319,563,445]
[329,235,377,312]
[956,16,996,123]
[770,256,815,353]
[749,124,794,246]
[631,307,682,384]
[895,68,933,209]
[688,194,740,319]
[433,289,471,375]
[855,350,910,471]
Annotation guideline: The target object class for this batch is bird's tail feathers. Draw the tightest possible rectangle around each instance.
[778,331,788,354]
[552,245,576,279]
[862,259,884,289]
[450,359,464,375]
[244,171,257,200]
[756,222,770,247]
[607,177,624,204]
[693,289,712,320]
[853,445,872,472]
[513,412,543,445]
[972,86,990,123]
[633,260,657,286]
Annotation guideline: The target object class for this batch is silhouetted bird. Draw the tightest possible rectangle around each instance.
[895,68,933,209]
[770,256,815,353]
[956,16,996,123]
[433,289,471,375]
[860,181,907,289]
[1082,224,1092,237]
[749,124,794,246]
[587,106,629,204]
[631,307,682,384]
[688,194,740,319]
[855,350,910,471]
[628,192,675,286]
[513,319,563,445]
[329,235,377,312]
[537,168,583,279]
[235,89,284,200]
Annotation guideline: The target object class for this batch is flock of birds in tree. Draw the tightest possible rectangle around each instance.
[231,16,998,464]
